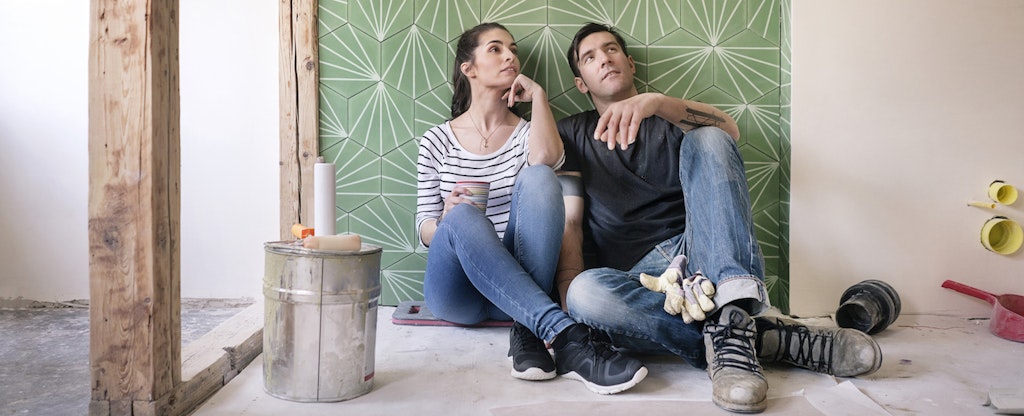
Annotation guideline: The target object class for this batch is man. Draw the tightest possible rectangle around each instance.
[555,23,881,413]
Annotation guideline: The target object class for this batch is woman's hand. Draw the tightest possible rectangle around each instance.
[505,73,563,167]
[504,74,545,107]
[439,184,477,221]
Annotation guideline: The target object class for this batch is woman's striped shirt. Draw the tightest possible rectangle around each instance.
[415,119,536,246]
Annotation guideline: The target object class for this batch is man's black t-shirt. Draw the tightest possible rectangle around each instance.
[558,110,686,271]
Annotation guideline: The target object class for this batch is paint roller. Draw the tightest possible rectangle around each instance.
[303,233,362,251]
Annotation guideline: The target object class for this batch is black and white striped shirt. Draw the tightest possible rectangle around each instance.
[415,119,536,245]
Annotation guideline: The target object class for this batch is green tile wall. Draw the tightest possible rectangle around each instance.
[318,0,793,312]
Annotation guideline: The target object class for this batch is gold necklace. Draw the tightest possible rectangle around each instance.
[467,110,500,151]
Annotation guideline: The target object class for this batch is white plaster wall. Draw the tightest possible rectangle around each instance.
[0,0,278,302]
[791,0,1024,316]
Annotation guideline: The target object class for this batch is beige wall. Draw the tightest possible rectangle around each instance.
[790,0,1024,316]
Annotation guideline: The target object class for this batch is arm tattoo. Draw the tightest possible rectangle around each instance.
[680,107,725,129]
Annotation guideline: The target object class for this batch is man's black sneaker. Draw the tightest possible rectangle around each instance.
[552,323,648,394]
[507,321,556,380]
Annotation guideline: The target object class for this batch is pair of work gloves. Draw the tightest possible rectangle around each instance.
[639,255,716,323]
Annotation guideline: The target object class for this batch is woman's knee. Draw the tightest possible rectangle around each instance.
[443,203,492,231]
[515,165,560,198]
[519,164,556,181]
[512,166,564,224]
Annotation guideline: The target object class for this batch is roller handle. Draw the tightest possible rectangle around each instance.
[941,280,997,306]
[303,233,362,251]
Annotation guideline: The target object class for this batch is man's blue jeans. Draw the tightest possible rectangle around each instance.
[424,165,575,343]
[565,127,769,368]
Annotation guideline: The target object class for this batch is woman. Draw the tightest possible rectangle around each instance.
[414,23,646,395]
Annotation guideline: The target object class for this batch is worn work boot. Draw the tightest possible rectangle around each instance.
[755,315,882,377]
[704,304,768,413]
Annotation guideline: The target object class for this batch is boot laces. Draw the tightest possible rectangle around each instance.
[706,319,759,373]
[780,323,834,373]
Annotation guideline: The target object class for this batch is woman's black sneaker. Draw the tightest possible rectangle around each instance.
[552,323,648,394]
[508,322,556,380]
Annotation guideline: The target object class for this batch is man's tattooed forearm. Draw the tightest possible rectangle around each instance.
[680,108,725,129]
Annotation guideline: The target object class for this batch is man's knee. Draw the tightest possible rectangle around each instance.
[680,126,742,169]
[686,126,734,150]
[565,268,623,313]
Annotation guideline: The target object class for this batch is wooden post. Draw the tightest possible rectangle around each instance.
[88,0,181,414]
[279,0,319,239]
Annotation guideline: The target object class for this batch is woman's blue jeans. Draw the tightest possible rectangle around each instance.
[565,127,769,368]
[424,165,575,343]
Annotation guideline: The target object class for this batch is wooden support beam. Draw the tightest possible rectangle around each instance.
[157,302,264,415]
[88,0,181,414]
[279,0,320,239]
[87,0,318,413]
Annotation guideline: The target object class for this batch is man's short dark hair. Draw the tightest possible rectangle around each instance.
[566,23,630,78]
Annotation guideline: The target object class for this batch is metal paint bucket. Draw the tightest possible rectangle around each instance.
[262,241,382,402]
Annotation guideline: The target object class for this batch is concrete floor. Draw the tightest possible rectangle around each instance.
[3,305,1022,415]
[192,307,1024,416]
[0,302,248,415]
